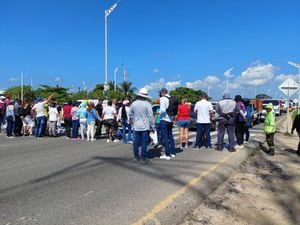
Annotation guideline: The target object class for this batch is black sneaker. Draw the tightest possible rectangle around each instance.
[228,148,236,152]
[215,147,223,151]
[140,158,152,164]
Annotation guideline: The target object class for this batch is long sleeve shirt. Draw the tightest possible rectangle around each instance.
[130,99,154,131]
[264,111,276,134]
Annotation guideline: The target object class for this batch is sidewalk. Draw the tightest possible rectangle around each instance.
[179,116,300,225]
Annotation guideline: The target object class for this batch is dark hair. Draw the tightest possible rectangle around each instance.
[121,105,127,120]
[243,98,250,106]
[87,102,95,112]
[107,101,112,106]
[68,100,72,106]
[234,95,242,102]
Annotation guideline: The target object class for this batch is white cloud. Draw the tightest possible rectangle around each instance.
[8,77,18,82]
[143,78,181,92]
[166,81,181,90]
[54,77,61,82]
[143,78,165,91]
[153,68,159,74]
[186,75,220,90]
[233,63,276,87]
[275,73,298,82]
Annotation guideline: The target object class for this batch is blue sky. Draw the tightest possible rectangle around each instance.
[1,0,300,99]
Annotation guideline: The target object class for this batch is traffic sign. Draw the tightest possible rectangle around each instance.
[278,78,299,97]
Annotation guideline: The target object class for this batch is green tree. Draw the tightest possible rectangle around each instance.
[118,81,136,101]
[4,85,35,102]
[170,87,206,103]
[88,84,105,99]
[35,85,69,103]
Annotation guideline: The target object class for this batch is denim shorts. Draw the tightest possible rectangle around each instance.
[177,120,191,128]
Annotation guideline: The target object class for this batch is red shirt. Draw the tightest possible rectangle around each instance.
[63,105,72,118]
[177,104,190,121]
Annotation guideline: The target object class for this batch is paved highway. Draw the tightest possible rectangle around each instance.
[0,122,268,225]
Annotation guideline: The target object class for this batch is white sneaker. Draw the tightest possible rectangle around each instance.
[160,155,171,160]
[106,139,110,143]
[87,138,90,141]
[128,140,133,144]
[184,145,189,149]
[91,139,95,142]
[114,139,119,143]
[170,154,176,158]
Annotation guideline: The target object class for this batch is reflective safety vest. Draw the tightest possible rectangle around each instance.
[264,111,276,134]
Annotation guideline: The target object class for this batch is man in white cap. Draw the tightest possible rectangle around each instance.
[0,95,6,133]
[130,88,154,164]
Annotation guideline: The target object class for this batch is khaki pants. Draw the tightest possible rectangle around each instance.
[87,121,95,141]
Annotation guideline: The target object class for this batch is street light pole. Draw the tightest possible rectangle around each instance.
[114,67,119,91]
[21,71,24,102]
[224,68,233,93]
[104,1,120,85]
[104,14,108,84]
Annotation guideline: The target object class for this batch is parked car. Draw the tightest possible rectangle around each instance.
[261,99,282,121]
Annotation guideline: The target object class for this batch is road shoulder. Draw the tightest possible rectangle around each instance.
[179,131,300,225]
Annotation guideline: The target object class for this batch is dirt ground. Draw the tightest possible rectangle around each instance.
[180,127,300,225]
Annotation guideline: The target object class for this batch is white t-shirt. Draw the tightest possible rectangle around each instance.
[102,106,116,120]
[32,101,46,117]
[48,107,59,121]
[194,99,213,123]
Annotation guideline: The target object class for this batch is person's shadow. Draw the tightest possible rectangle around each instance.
[284,148,298,155]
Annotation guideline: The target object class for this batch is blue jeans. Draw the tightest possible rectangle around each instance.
[35,116,46,137]
[121,119,132,143]
[155,123,162,145]
[245,125,250,142]
[6,116,14,137]
[160,120,175,156]
[0,114,3,132]
[195,123,211,148]
[72,119,79,138]
[133,130,149,159]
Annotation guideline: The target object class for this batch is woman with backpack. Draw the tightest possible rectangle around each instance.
[117,100,132,144]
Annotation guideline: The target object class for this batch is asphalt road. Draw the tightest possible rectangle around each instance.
[0,121,269,225]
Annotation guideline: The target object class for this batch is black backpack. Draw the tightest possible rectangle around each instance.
[166,96,179,116]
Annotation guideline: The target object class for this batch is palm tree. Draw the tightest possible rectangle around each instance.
[107,81,117,91]
[119,81,136,100]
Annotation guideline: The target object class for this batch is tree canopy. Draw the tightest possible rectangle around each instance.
[170,87,207,104]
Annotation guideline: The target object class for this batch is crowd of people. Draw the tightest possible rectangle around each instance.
[1,87,298,163]
[0,95,132,144]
